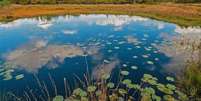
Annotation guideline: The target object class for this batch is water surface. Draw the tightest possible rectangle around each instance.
[0,14,201,97]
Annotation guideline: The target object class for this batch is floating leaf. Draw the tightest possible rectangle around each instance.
[79,91,87,97]
[15,74,24,80]
[73,88,87,97]
[175,90,188,101]
[106,42,112,45]
[154,58,159,61]
[118,89,127,95]
[118,41,125,44]
[95,90,101,96]
[132,56,138,59]
[147,61,154,65]
[142,38,147,40]
[142,74,158,85]
[145,48,151,51]
[0,68,4,72]
[101,74,110,80]
[87,86,96,93]
[81,97,88,101]
[152,95,161,101]
[127,48,132,50]
[131,66,138,70]
[166,84,176,91]
[122,64,127,67]
[157,83,173,95]
[120,71,129,76]
[142,55,149,58]
[107,50,113,53]
[3,73,12,81]
[166,76,174,82]
[144,34,149,38]
[103,60,110,64]
[136,46,141,48]
[141,87,155,95]
[107,82,115,89]
[53,95,64,101]
[163,95,176,101]
[122,79,132,85]
[114,47,120,49]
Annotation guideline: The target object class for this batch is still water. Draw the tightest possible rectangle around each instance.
[0,14,200,98]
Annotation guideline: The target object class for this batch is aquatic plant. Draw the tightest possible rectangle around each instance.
[131,66,138,70]
[0,56,188,101]
[53,95,64,101]
[15,74,24,80]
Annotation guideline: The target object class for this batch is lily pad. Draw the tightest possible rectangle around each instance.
[114,47,120,49]
[118,89,127,95]
[3,73,12,81]
[87,86,96,93]
[157,84,173,95]
[147,61,154,65]
[166,84,176,90]
[53,95,64,101]
[136,46,141,48]
[141,87,155,95]
[107,50,113,53]
[15,74,24,80]
[120,71,129,76]
[103,60,110,64]
[95,90,101,96]
[127,48,132,50]
[142,55,149,58]
[145,48,151,51]
[106,42,112,45]
[122,79,132,85]
[122,64,127,67]
[154,58,159,61]
[118,41,125,44]
[131,66,138,70]
[132,56,138,59]
[163,95,176,101]
[152,95,161,101]
[73,88,87,97]
[107,82,115,89]
[101,74,110,80]
[166,76,174,82]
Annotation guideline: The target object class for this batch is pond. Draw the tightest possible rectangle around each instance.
[0,14,201,100]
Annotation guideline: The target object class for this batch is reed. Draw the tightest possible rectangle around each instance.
[0,53,189,101]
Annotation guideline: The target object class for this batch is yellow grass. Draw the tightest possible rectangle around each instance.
[0,4,201,26]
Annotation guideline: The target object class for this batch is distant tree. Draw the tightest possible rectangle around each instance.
[0,0,11,7]
[17,0,31,4]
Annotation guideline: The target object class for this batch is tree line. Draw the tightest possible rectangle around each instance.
[0,0,201,6]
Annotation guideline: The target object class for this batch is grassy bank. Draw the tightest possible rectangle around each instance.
[0,4,201,26]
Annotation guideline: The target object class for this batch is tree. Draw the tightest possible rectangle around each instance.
[0,0,11,7]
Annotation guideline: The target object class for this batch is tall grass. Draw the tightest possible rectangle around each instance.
[175,35,201,101]
[0,54,187,101]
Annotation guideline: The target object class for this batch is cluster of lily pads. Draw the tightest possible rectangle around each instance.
[53,69,188,101]
[0,63,24,81]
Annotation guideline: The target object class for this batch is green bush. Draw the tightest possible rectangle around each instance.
[0,0,10,7]
[18,0,30,4]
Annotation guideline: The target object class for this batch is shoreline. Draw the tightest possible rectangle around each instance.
[0,4,201,26]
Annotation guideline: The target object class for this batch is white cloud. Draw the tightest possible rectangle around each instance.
[175,26,201,34]
[62,29,77,35]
